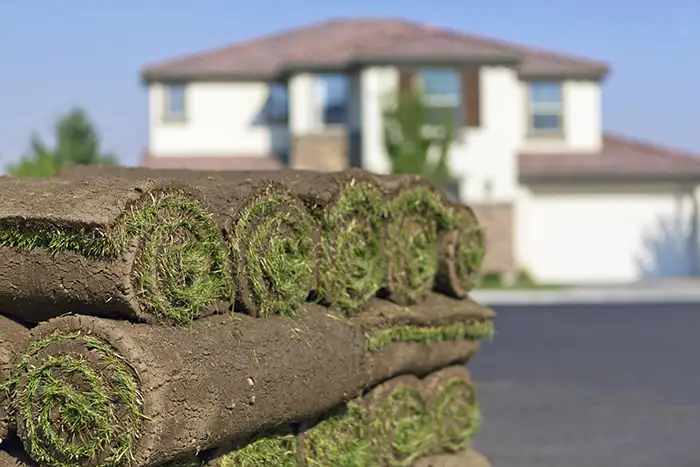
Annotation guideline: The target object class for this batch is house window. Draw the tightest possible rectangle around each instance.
[417,68,461,127]
[317,74,348,126]
[528,81,563,134]
[267,83,289,123]
[163,83,186,120]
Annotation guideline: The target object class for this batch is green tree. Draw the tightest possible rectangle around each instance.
[6,108,117,177]
[382,88,455,185]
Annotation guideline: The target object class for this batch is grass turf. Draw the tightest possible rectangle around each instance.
[383,188,455,303]
[365,320,495,352]
[219,435,296,467]
[304,404,374,467]
[0,189,230,325]
[448,210,486,292]
[315,182,388,313]
[433,377,481,453]
[4,331,143,467]
[230,186,315,317]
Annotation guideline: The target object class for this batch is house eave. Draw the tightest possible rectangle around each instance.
[520,172,700,185]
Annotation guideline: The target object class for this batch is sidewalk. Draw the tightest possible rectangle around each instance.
[470,279,700,306]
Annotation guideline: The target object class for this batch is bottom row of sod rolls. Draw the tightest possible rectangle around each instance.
[2,295,493,467]
[221,366,481,467]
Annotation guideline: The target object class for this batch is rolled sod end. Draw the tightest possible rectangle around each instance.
[423,366,483,454]
[303,404,375,466]
[10,331,143,467]
[373,382,435,466]
[0,177,231,326]
[229,182,316,317]
[126,189,231,325]
[434,205,486,298]
[380,186,454,306]
[316,181,389,313]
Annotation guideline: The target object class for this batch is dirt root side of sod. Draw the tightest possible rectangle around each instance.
[0,177,230,326]
[213,365,481,467]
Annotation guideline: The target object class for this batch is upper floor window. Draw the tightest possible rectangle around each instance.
[528,81,563,134]
[317,74,348,126]
[267,83,289,124]
[163,83,186,120]
[417,68,461,127]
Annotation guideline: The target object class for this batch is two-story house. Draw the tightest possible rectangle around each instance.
[140,18,700,284]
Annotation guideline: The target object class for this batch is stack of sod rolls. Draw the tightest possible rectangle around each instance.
[0,168,493,467]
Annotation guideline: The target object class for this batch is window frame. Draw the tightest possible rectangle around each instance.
[527,80,564,136]
[163,82,187,121]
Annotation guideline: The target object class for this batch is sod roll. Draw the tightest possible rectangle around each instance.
[0,176,230,326]
[373,174,452,305]
[433,202,485,298]
[0,316,30,442]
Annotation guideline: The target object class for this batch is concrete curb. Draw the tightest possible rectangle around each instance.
[470,288,700,306]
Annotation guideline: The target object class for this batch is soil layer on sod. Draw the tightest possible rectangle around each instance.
[59,166,318,318]
[0,176,230,326]
[0,316,30,442]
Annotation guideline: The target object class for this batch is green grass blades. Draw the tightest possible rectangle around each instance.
[9,332,143,467]
[433,377,481,452]
[304,404,375,467]
[373,385,434,466]
[220,435,296,467]
[317,183,388,313]
[366,320,495,352]
[383,188,453,304]
[126,191,230,325]
[451,210,486,291]
[230,186,315,317]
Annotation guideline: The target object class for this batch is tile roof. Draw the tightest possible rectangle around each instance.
[141,18,609,81]
[520,133,700,180]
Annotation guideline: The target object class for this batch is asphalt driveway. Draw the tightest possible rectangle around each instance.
[469,302,700,467]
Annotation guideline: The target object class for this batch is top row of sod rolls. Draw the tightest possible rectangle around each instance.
[0,167,484,325]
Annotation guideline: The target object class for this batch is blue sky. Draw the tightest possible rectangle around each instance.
[1,1,698,168]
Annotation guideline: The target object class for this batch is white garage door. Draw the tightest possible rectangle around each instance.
[520,185,695,284]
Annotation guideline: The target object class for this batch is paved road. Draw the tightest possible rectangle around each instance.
[469,303,700,467]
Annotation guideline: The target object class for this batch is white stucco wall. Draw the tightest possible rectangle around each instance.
[148,82,290,156]
[358,66,521,204]
[520,80,602,153]
[516,183,698,284]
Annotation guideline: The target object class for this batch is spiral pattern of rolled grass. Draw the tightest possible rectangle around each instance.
[0,177,230,326]
[8,331,143,467]
[434,203,486,298]
[310,172,389,313]
[229,181,316,317]
[379,178,455,306]
[423,366,481,454]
